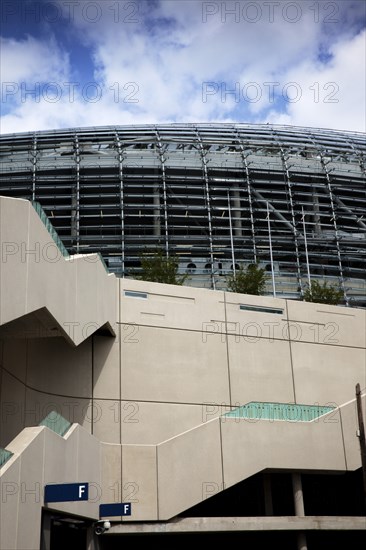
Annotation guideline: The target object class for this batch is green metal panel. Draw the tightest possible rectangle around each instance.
[97,252,109,273]
[0,448,13,468]
[31,201,109,272]
[31,200,70,258]
[39,412,72,436]
[224,402,335,422]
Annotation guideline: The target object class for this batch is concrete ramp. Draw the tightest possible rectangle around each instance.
[0,393,363,548]
[0,419,102,550]
[0,196,116,346]
[153,396,364,519]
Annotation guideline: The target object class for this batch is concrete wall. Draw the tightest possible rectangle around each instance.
[3,275,362,448]
[0,196,116,346]
[119,278,366,440]
[0,424,101,550]
[1,393,364,546]
[1,196,366,546]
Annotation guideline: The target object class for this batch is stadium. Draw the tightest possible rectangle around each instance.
[0,124,365,550]
[0,123,365,305]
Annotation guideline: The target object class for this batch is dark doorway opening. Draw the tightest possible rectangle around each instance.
[41,509,93,550]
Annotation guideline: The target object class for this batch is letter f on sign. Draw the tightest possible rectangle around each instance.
[79,485,86,499]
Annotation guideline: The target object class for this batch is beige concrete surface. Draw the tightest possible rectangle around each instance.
[0,196,116,346]
[157,419,223,520]
[339,395,365,471]
[42,424,100,519]
[26,338,92,398]
[286,300,366,349]
[0,370,26,448]
[92,399,121,444]
[26,213,75,331]
[228,336,294,406]
[43,425,79,488]
[121,444,158,521]
[74,425,102,518]
[1,422,102,549]
[120,278,226,332]
[1,338,27,383]
[221,411,347,490]
[0,457,21,549]
[106,515,366,534]
[1,196,365,540]
[224,292,289,341]
[0,197,30,326]
[100,443,122,506]
[121,401,226,445]
[120,326,230,404]
[93,336,120,400]
[291,342,366,406]
[24,388,92,432]
[16,428,45,550]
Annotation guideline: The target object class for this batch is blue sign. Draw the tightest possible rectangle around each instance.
[100,503,132,517]
[44,483,89,503]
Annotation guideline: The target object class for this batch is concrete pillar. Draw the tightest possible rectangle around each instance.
[292,473,305,516]
[292,473,308,550]
[297,533,308,550]
[87,525,97,550]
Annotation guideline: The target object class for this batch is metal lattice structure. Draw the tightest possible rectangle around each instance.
[1,123,365,305]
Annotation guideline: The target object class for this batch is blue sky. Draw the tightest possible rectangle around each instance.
[1,0,365,133]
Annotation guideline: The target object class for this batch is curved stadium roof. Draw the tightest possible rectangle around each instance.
[1,123,365,306]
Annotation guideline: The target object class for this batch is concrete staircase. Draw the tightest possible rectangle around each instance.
[0,196,116,346]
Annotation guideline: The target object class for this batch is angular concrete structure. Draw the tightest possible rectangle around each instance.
[0,196,365,549]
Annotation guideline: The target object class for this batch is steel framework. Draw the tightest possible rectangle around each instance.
[1,123,365,305]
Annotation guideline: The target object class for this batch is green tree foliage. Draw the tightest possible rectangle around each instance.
[303,280,343,305]
[226,263,267,295]
[136,249,187,285]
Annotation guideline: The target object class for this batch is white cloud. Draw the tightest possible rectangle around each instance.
[0,1,365,132]
[0,35,69,83]
[72,0,323,121]
[264,29,366,132]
